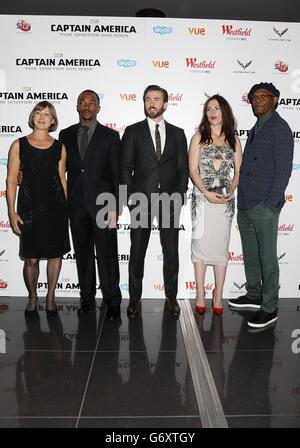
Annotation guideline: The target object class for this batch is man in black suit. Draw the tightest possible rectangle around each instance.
[121,85,188,318]
[59,90,122,319]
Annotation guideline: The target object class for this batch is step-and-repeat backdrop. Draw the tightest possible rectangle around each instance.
[0,15,299,299]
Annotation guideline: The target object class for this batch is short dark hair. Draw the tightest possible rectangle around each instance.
[143,85,168,103]
[77,89,100,105]
[28,101,58,132]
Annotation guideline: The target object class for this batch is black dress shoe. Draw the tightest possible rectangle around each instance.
[127,300,141,319]
[77,301,96,316]
[106,305,121,321]
[165,298,181,317]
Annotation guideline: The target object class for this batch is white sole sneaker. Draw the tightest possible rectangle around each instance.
[228,300,261,309]
[247,316,278,328]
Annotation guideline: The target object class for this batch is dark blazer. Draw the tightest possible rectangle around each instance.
[238,112,294,212]
[120,119,188,202]
[59,122,121,217]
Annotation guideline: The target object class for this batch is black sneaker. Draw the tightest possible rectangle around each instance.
[247,310,278,328]
[77,300,96,316]
[228,295,261,309]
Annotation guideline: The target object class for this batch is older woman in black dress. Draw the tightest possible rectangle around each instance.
[6,101,70,317]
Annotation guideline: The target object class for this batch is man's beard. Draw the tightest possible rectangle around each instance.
[144,105,165,119]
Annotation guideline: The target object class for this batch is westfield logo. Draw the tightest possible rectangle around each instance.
[222,25,252,36]
[0,221,11,229]
[278,224,294,232]
[228,251,244,262]
[185,281,213,291]
[168,93,183,102]
[185,58,215,69]
[105,123,126,135]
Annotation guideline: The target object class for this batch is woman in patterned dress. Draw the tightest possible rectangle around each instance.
[189,95,242,314]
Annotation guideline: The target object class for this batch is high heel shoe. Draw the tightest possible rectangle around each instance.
[195,289,206,314]
[24,295,38,318]
[46,294,58,317]
[212,289,223,315]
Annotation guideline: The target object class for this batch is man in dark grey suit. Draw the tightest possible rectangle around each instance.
[59,90,122,320]
[228,82,294,328]
[121,85,188,318]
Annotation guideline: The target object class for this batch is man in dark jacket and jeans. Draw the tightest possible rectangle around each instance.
[228,82,294,328]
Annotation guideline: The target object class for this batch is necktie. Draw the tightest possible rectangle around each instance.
[79,126,89,160]
[155,123,161,160]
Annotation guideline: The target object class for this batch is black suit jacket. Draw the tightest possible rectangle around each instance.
[120,119,188,202]
[59,122,121,218]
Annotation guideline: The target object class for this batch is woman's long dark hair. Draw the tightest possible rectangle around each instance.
[198,94,237,151]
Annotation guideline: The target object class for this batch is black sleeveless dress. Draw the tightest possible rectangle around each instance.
[17,137,70,259]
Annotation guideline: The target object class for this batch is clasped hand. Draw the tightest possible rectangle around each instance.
[106,211,118,230]
[204,190,233,204]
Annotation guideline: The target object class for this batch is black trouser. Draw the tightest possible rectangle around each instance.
[70,201,121,306]
[129,203,180,301]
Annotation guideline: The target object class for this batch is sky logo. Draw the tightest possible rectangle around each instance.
[242,93,251,104]
[16,19,31,32]
[0,158,8,166]
[293,163,300,170]
[120,283,129,291]
[153,26,173,35]
[117,59,137,68]
[157,254,164,261]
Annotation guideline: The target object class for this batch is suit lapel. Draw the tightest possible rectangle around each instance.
[141,120,157,159]
[248,113,277,146]
[71,124,81,162]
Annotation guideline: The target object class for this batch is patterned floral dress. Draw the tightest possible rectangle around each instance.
[191,144,235,266]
